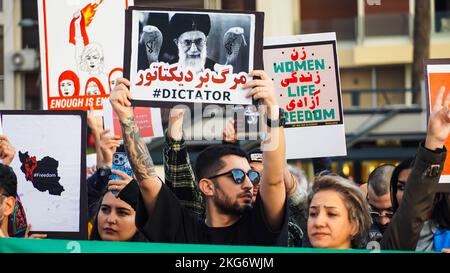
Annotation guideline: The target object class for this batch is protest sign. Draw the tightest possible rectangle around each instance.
[124,7,264,107]
[425,58,450,192]
[38,0,131,110]
[264,33,346,159]
[102,98,163,143]
[0,110,88,239]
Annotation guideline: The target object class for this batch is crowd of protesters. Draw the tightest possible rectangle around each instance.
[1,71,449,253]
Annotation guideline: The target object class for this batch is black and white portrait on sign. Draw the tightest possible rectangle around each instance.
[125,8,263,107]
[136,11,251,74]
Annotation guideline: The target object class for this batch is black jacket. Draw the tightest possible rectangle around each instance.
[381,143,446,250]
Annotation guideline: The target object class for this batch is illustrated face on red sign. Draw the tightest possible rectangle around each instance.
[38,0,131,111]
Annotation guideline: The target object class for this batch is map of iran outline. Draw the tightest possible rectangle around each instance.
[18,151,65,196]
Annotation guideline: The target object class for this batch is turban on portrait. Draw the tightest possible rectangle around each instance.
[169,13,211,40]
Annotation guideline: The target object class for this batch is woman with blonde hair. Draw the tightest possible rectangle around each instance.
[307,174,371,249]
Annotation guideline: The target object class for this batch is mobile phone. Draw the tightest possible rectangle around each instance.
[110,152,133,194]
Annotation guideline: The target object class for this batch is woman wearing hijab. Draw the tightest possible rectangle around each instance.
[90,178,147,242]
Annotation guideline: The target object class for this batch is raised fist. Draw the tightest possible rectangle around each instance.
[224,27,246,65]
[140,25,163,65]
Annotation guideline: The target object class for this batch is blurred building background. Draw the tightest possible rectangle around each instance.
[1,0,450,184]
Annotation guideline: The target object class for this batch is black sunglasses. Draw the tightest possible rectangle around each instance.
[208,168,261,185]
[369,204,394,219]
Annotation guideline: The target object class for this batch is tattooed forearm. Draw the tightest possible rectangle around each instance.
[120,117,158,182]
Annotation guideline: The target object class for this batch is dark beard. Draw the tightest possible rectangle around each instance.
[213,192,252,216]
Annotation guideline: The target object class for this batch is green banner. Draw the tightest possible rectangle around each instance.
[0,238,412,253]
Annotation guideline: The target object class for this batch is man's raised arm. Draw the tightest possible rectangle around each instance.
[245,70,286,231]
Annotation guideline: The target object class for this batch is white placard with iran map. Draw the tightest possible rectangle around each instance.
[1,112,86,236]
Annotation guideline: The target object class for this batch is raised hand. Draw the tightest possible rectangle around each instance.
[244,70,279,119]
[0,135,16,166]
[98,129,121,167]
[108,169,133,194]
[223,118,238,143]
[140,25,163,65]
[224,27,246,65]
[109,78,134,122]
[87,106,103,133]
[73,10,81,19]
[168,107,187,141]
[87,106,105,168]
[87,165,96,177]
[425,86,450,150]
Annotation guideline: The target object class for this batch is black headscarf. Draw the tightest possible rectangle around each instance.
[90,180,147,242]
